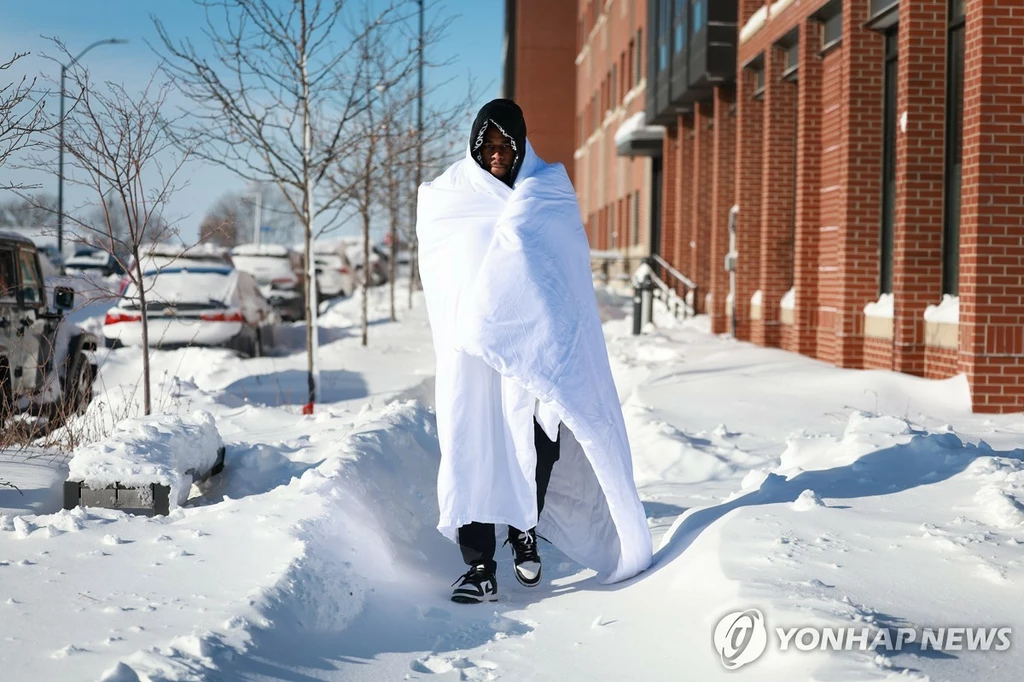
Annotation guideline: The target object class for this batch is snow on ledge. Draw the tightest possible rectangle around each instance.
[614,111,665,146]
[780,287,796,310]
[925,295,960,324]
[68,411,224,509]
[739,5,769,44]
[750,289,763,306]
[770,0,796,19]
[863,293,894,318]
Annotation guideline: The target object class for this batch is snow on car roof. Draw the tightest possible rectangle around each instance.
[0,230,37,246]
[141,242,231,258]
[125,267,236,305]
[231,243,292,257]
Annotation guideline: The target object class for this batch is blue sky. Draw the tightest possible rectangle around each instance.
[0,0,503,242]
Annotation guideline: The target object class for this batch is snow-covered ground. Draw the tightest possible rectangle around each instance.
[1,281,1022,681]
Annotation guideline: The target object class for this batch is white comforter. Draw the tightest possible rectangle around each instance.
[416,141,652,584]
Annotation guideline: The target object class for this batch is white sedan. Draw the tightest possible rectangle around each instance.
[102,265,278,357]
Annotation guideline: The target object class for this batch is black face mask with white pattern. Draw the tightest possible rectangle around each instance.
[469,99,528,187]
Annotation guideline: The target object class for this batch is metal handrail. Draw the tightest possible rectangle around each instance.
[651,254,697,290]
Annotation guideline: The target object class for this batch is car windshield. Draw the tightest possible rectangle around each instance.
[232,255,295,285]
[121,269,234,310]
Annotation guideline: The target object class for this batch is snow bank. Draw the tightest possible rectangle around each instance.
[924,294,960,324]
[739,5,769,44]
[68,411,224,508]
[863,292,894,318]
[780,287,795,310]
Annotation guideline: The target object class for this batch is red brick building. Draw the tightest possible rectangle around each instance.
[644,0,1024,413]
[504,0,655,264]
[505,0,1024,413]
[502,0,578,178]
[574,0,655,262]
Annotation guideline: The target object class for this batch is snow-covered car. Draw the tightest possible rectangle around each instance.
[127,242,234,277]
[102,265,277,357]
[230,244,307,321]
[64,248,125,278]
[0,232,98,422]
[312,241,355,299]
[344,239,388,286]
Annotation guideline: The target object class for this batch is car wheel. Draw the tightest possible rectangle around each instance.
[64,353,94,416]
[251,329,263,359]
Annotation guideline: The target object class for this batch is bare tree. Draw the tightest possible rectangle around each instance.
[1,52,49,189]
[155,0,421,413]
[35,70,196,416]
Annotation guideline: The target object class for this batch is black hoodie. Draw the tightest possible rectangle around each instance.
[469,99,528,187]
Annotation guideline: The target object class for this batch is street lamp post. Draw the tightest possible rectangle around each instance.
[408,0,424,309]
[57,38,128,266]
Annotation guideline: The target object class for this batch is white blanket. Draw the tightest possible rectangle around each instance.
[416,141,652,584]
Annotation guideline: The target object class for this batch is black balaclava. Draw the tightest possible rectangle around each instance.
[469,99,528,186]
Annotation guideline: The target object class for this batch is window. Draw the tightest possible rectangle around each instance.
[943,0,966,295]
[692,0,704,33]
[0,249,16,299]
[674,0,688,53]
[636,29,643,84]
[880,29,898,294]
[17,249,42,306]
[622,39,630,91]
[634,189,641,246]
[754,66,765,98]
[658,0,669,72]
[611,64,618,108]
[816,0,843,51]
[783,41,799,80]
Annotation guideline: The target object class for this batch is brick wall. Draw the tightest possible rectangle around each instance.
[789,18,823,356]
[514,0,577,179]
[675,115,694,296]
[831,1,885,369]
[709,86,737,335]
[892,0,947,375]
[753,46,797,348]
[661,126,680,263]
[691,102,714,312]
[734,67,763,341]
[959,0,1024,412]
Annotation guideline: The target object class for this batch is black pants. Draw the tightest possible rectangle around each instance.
[458,419,560,570]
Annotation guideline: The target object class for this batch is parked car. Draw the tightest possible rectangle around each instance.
[0,231,98,422]
[64,248,125,278]
[312,241,355,299]
[344,238,388,286]
[102,265,277,357]
[229,244,307,322]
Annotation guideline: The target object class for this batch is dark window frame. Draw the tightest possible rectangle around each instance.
[692,0,704,34]
[942,0,966,295]
[674,0,688,54]
[814,0,843,53]
[880,27,898,295]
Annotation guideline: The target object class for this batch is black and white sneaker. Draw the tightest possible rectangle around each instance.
[506,528,542,587]
[451,563,498,604]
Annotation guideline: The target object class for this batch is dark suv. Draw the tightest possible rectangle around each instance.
[0,232,98,422]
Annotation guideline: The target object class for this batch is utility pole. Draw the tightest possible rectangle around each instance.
[57,38,127,268]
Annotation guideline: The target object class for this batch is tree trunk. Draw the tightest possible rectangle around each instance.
[299,0,318,413]
[132,251,152,415]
